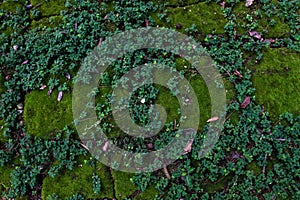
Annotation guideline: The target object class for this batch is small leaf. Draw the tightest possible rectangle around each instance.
[206,116,219,122]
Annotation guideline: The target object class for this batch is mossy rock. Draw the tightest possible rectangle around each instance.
[251,48,300,119]
[31,0,66,17]
[155,2,226,35]
[233,1,290,38]
[111,170,159,200]
[42,157,114,199]
[23,90,73,139]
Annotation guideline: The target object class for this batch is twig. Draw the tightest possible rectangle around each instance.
[262,153,267,174]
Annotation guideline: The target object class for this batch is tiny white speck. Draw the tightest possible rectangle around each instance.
[141,98,146,104]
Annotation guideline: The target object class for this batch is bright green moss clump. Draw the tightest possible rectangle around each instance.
[252,48,300,118]
[156,2,226,34]
[0,165,13,193]
[42,157,114,199]
[23,90,73,139]
[111,170,137,199]
[111,170,159,199]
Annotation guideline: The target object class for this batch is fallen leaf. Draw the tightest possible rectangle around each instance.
[240,96,251,108]
[234,70,243,78]
[246,0,254,7]
[39,85,47,90]
[183,139,194,155]
[102,141,109,151]
[207,116,219,122]
[22,60,28,65]
[47,89,52,95]
[13,45,18,51]
[66,72,71,80]
[57,91,63,101]
[145,19,149,27]
[98,37,103,46]
[249,31,261,39]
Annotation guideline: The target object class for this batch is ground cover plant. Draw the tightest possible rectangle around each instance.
[0,0,299,199]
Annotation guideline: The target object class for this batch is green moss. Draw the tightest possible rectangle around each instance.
[0,0,24,12]
[135,185,159,200]
[42,157,114,199]
[166,0,205,7]
[0,165,13,192]
[161,2,226,34]
[233,2,290,38]
[30,15,63,29]
[246,161,261,176]
[31,0,66,17]
[23,90,73,139]
[251,48,300,119]
[204,174,233,193]
[111,170,137,199]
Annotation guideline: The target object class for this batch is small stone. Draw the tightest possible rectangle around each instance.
[141,98,146,104]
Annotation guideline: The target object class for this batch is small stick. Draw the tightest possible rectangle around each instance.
[262,153,267,174]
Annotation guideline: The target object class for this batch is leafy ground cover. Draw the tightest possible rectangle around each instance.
[0,0,299,199]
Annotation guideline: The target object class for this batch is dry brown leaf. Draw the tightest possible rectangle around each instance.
[102,141,109,151]
[240,96,251,108]
[206,116,219,122]
[246,0,254,7]
[234,70,243,78]
[39,85,47,90]
[183,139,194,155]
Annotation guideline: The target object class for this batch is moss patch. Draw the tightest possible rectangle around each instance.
[0,164,13,193]
[31,0,66,17]
[251,48,300,119]
[42,157,114,199]
[166,0,205,7]
[156,2,226,35]
[23,90,73,139]
[30,15,63,29]
[111,170,137,199]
